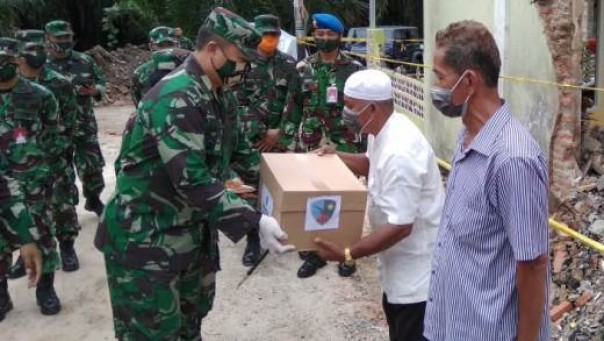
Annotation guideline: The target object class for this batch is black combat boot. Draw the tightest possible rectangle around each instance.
[242,231,261,267]
[36,273,61,315]
[7,256,26,279]
[59,240,79,272]
[84,196,105,217]
[337,261,357,277]
[297,252,327,278]
[0,279,13,322]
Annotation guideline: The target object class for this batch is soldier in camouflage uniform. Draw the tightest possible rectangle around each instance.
[280,13,364,279]
[0,168,43,322]
[7,30,81,278]
[131,26,188,107]
[45,20,106,218]
[233,14,298,267]
[174,27,195,51]
[94,8,293,340]
[0,37,62,315]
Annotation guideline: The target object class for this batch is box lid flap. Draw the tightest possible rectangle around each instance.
[262,153,367,192]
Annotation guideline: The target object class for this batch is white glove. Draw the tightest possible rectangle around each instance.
[259,215,295,255]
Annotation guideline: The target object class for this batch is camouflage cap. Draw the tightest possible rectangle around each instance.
[152,48,190,71]
[149,26,178,44]
[15,30,45,49]
[0,38,19,58]
[254,14,281,35]
[45,20,74,37]
[202,7,261,61]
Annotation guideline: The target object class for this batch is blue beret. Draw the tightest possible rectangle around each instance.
[312,13,344,34]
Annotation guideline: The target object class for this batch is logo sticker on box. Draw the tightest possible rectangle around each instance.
[260,184,274,216]
[304,195,342,231]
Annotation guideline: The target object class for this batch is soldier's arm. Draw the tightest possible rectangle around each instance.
[91,57,106,101]
[57,81,78,154]
[40,89,63,162]
[148,95,261,243]
[279,69,302,151]
[230,108,260,186]
[131,72,143,107]
[266,59,297,130]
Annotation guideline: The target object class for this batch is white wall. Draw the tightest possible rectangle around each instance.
[422,0,558,161]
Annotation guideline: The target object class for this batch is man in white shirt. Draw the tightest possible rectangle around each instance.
[315,69,444,340]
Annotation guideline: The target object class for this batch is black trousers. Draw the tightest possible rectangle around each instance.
[382,294,427,341]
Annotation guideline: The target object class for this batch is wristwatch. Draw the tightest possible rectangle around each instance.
[344,247,355,266]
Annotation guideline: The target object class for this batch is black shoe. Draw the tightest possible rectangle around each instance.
[298,251,312,261]
[297,254,327,279]
[84,196,104,217]
[7,256,25,280]
[0,279,13,322]
[338,262,357,277]
[60,240,79,272]
[242,239,261,267]
[36,273,61,315]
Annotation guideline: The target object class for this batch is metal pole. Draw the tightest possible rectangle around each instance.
[293,0,306,60]
[370,0,376,28]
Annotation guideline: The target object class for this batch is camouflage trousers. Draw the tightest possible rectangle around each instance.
[104,251,216,341]
[51,163,81,241]
[28,199,60,274]
[74,106,105,200]
[0,197,36,280]
[297,116,360,153]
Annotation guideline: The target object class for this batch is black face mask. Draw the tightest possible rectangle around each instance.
[48,41,73,57]
[315,38,340,53]
[0,62,17,82]
[22,49,47,69]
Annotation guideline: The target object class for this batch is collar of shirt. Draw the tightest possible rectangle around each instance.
[373,111,397,147]
[459,100,511,158]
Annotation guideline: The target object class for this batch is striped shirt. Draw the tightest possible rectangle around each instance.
[423,102,550,341]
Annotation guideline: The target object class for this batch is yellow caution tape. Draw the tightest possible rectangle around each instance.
[300,36,423,43]
[298,39,604,94]
[437,158,604,253]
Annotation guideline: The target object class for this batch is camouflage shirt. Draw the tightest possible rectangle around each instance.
[281,51,364,152]
[0,77,60,200]
[46,50,106,110]
[94,57,261,270]
[233,50,297,144]
[131,48,191,107]
[23,67,78,170]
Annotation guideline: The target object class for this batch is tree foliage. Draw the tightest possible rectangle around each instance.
[0,0,422,49]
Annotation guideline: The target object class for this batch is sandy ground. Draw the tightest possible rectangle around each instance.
[2,104,388,341]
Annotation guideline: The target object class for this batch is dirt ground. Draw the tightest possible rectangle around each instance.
[2,105,388,341]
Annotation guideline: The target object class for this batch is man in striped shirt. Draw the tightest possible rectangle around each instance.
[424,21,550,341]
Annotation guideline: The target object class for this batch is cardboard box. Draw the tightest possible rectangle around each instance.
[259,153,367,251]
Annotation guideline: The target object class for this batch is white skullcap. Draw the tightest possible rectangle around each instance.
[344,69,393,101]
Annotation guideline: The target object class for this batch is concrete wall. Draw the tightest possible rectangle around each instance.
[422,0,558,161]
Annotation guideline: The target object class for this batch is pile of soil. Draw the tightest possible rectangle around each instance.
[87,44,150,105]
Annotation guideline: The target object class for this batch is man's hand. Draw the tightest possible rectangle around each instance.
[78,85,98,96]
[224,178,256,194]
[255,129,281,152]
[312,145,336,156]
[19,243,42,288]
[315,238,345,262]
[259,215,295,254]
